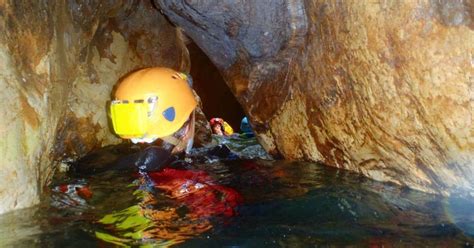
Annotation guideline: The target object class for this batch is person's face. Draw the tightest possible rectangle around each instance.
[212,124,224,135]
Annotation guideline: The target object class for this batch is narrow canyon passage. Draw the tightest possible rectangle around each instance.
[188,42,246,130]
[0,0,472,246]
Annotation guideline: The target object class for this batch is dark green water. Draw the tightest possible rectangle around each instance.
[0,141,473,247]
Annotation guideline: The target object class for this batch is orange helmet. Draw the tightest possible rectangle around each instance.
[110,67,197,142]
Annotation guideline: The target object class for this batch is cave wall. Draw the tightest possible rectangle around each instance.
[158,0,474,194]
[0,0,190,214]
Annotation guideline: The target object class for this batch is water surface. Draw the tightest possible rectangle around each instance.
[0,139,473,247]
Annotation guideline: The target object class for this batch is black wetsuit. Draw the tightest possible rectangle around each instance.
[70,142,177,175]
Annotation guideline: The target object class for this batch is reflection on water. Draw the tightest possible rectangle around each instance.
[94,168,241,247]
[0,154,473,246]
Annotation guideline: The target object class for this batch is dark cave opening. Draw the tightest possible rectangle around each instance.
[187,42,246,132]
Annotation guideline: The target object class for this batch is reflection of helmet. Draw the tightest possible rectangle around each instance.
[110,67,197,142]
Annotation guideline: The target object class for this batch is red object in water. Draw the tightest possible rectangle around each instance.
[56,184,93,199]
[149,168,242,218]
[76,186,93,199]
[58,184,69,193]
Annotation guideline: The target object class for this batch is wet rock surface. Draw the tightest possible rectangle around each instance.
[158,0,474,194]
[0,1,195,213]
[0,0,472,215]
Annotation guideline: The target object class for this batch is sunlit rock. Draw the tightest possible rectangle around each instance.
[158,0,473,194]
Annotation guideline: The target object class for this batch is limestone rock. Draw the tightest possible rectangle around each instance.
[158,0,474,194]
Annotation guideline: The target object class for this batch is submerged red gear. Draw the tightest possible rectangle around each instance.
[149,168,242,218]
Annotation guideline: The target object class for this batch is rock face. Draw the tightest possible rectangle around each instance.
[0,0,471,215]
[0,1,192,214]
[158,0,474,194]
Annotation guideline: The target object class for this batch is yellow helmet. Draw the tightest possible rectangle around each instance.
[110,67,197,142]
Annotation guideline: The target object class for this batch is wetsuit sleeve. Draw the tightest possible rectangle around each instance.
[135,146,174,172]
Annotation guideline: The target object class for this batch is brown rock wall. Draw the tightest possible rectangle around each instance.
[0,0,190,214]
[158,0,473,194]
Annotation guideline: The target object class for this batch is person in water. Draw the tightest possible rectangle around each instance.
[73,67,240,174]
[240,116,254,137]
[209,117,234,136]
[92,67,241,245]
[109,67,197,171]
